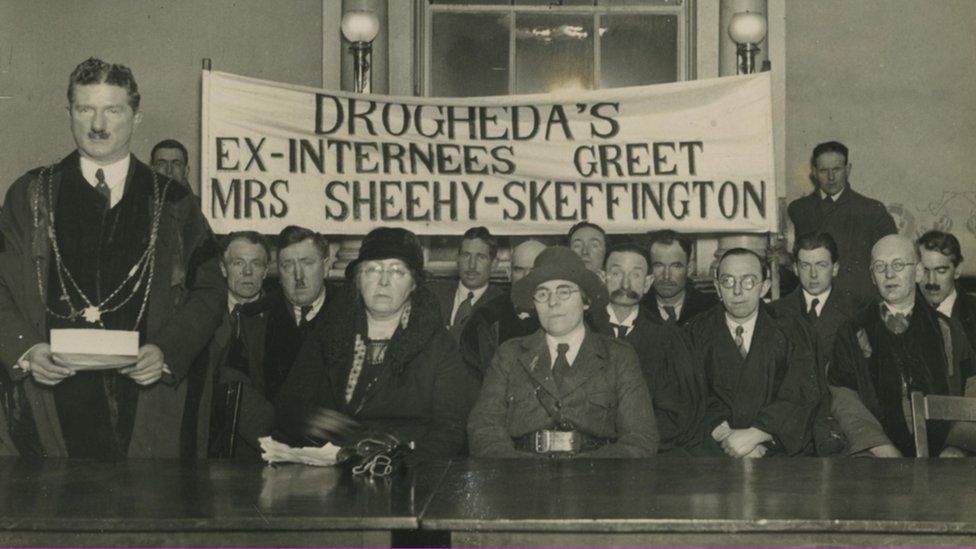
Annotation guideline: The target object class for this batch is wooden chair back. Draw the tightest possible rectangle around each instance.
[911,391,976,457]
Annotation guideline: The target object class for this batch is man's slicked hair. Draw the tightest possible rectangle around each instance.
[793,231,839,263]
[605,241,651,271]
[68,57,141,111]
[460,226,498,259]
[811,141,849,166]
[151,139,188,165]
[221,231,271,262]
[918,230,964,267]
[567,221,607,246]
[718,247,769,281]
[647,229,693,261]
[278,225,329,259]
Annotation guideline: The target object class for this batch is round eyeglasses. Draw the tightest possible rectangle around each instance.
[532,286,581,303]
[870,260,915,274]
[718,274,760,291]
[360,265,410,281]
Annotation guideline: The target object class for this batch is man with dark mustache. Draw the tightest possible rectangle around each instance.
[641,230,716,326]
[590,242,705,453]
[829,235,976,457]
[0,58,223,458]
[917,230,976,354]
[437,226,503,342]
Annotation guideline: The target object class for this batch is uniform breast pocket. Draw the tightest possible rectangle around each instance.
[505,386,545,434]
[587,391,616,432]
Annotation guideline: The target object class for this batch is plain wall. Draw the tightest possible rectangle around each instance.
[0,0,322,195]
[785,0,976,272]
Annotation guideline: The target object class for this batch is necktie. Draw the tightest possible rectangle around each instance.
[299,305,313,328]
[882,306,910,335]
[453,291,474,327]
[552,343,571,392]
[609,323,627,339]
[227,305,249,375]
[663,305,677,323]
[808,298,820,321]
[937,314,955,378]
[95,168,111,206]
[734,325,747,359]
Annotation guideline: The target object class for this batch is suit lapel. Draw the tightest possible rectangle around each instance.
[559,330,606,397]
[243,310,268,392]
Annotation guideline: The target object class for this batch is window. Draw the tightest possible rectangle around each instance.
[423,0,692,97]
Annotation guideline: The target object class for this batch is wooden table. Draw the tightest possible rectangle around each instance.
[421,457,976,547]
[0,458,447,547]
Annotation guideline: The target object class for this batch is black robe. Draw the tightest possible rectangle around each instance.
[458,292,539,381]
[687,304,821,456]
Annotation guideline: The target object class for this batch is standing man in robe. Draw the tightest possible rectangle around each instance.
[150,139,192,192]
[0,58,223,458]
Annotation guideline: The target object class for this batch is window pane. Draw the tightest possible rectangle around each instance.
[431,12,510,97]
[600,14,677,88]
[515,14,594,94]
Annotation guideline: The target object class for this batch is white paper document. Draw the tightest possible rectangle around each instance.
[259,436,341,467]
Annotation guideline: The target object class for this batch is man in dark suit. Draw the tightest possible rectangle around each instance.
[0,58,223,458]
[194,231,271,459]
[641,230,716,326]
[590,242,705,453]
[918,230,976,354]
[688,248,820,458]
[770,232,853,455]
[437,227,503,341]
[150,139,191,193]
[459,239,545,380]
[829,235,975,457]
[787,141,897,310]
[568,221,608,274]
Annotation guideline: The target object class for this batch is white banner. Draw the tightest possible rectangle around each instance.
[202,70,777,235]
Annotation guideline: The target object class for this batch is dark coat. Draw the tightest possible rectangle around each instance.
[787,186,897,310]
[468,328,659,458]
[432,280,505,341]
[948,287,976,359]
[828,294,976,456]
[0,153,223,458]
[274,284,478,465]
[458,292,539,381]
[687,304,821,456]
[641,283,717,326]
[590,306,705,452]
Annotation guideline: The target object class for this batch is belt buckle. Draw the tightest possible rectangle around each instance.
[534,430,579,453]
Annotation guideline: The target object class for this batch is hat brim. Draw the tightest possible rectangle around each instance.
[511,263,608,313]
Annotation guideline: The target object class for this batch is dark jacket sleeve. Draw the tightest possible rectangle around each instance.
[467,342,524,458]
[750,320,821,455]
[272,326,331,438]
[869,200,897,243]
[149,197,224,381]
[409,331,477,464]
[649,327,705,450]
[589,345,659,458]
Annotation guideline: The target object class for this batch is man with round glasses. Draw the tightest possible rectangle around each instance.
[829,234,976,457]
[468,246,658,458]
[687,248,820,457]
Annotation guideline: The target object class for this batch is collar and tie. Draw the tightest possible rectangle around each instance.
[95,168,111,206]
[299,305,313,328]
[609,323,627,339]
[734,325,747,359]
[663,305,677,323]
[807,298,820,321]
[453,291,475,327]
[882,305,910,335]
[230,303,242,337]
[552,343,571,391]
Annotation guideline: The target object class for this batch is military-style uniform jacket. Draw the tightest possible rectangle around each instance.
[468,328,659,458]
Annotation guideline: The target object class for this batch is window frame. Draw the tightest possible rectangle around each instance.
[419,0,696,97]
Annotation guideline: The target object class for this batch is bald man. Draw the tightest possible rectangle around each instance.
[460,240,547,380]
[828,235,976,457]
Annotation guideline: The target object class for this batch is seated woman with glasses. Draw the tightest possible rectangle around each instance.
[468,246,659,458]
[274,227,478,465]
[686,248,821,458]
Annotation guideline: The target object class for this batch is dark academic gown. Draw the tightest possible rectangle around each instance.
[787,185,897,309]
[590,306,705,452]
[458,292,540,381]
[687,304,821,456]
[770,289,856,455]
[947,287,976,362]
[829,294,976,456]
[641,283,717,326]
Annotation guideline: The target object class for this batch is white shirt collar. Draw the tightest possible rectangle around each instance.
[937,288,958,318]
[607,304,639,330]
[802,287,831,316]
[79,154,130,208]
[227,291,260,314]
[819,186,845,202]
[725,311,759,354]
[451,283,489,324]
[883,296,915,316]
[657,296,684,321]
[292,288,326,325]
[545,322,586,367]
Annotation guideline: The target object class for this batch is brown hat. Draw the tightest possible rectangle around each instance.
[511,246,608,312]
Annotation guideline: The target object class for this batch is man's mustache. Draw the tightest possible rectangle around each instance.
[611,288,641,300]
[88,131,110,140]
[924,283,941,291]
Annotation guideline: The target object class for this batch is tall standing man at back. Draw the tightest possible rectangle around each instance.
[0,58,223,458]
[788,141,897,310]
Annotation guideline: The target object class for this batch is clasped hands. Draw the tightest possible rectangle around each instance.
[24,343,166,386]
[712,420,773,458]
